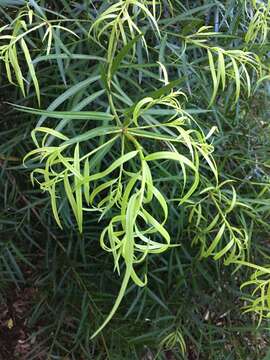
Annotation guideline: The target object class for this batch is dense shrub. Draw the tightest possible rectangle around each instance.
[1,1,270,358]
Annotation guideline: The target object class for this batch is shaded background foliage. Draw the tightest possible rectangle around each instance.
[1,0,270,359]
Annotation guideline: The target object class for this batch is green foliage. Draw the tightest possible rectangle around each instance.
[1,0,270,358]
